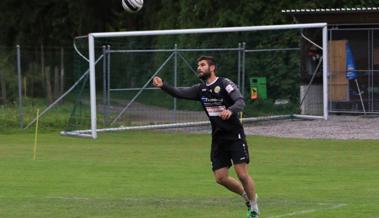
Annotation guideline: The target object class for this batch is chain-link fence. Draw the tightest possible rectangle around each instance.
[1,27,329,133]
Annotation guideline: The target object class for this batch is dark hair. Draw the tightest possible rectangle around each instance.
[197,55,216,68]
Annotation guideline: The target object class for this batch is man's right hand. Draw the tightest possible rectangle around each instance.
[152,76,163,88]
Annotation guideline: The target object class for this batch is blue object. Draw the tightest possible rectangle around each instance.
[345,43,358,80]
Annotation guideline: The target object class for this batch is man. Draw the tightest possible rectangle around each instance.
[152,56,260,218]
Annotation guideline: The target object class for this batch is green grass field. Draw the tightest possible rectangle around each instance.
[0,131,378,218]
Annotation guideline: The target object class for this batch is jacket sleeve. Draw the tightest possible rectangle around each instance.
[161,82,200,101]
[222,79,246,114]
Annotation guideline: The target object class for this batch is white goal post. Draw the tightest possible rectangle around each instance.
[72,23,329,139]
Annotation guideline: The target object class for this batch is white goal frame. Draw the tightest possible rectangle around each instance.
[68,23,328,139]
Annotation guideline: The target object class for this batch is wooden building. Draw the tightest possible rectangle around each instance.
[283,7,379,114]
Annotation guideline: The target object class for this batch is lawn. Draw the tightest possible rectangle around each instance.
[0,131,378,218]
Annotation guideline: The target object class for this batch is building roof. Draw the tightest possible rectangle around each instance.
[282,7,379,25]
[282,7,379,15]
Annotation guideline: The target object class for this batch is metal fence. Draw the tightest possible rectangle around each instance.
[0,36,332,131]
[0,45,76,128]
[0,41,316,131]
[5,28,379,133]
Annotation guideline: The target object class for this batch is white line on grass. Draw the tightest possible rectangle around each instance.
[268,203,347,218]
[45,196,239,204]
[45,196,347,217]
[46,196,90,200]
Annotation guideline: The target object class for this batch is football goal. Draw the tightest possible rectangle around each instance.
[61,23,328,138]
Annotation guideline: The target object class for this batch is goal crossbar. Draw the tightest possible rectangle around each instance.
[90,23,327,38]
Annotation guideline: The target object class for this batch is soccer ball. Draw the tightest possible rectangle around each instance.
[122,0,143,13]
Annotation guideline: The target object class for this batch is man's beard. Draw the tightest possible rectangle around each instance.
[198,70,211,80]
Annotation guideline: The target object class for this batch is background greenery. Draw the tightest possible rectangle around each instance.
[1,1,378,129]
[1,0,378,46]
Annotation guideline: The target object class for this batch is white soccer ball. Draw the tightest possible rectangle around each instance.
[122,0,143,13]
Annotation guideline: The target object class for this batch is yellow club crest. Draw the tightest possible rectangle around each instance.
[214,86,221,93]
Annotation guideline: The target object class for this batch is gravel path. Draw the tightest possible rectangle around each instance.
[103,99,379,140]
[243,115,379,140]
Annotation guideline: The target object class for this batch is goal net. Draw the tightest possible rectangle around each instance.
[62,23,328,138]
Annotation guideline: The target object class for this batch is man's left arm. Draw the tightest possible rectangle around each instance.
[219,79,245,120]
